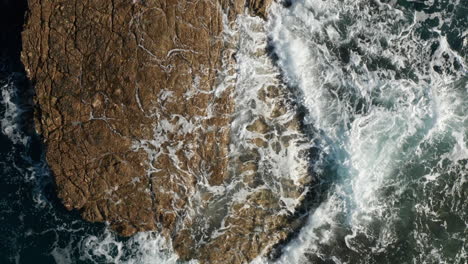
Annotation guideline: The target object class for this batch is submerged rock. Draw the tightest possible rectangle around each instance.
[21,0,310,262]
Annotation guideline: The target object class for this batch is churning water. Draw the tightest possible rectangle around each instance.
[1,0,466,263]
[257,0,467,263]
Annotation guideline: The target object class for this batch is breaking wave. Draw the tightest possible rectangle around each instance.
[254,0,467,263]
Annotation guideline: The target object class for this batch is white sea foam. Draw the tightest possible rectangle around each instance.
[78,231,195,264]
[121,10,311,263]
[1,77,28,146]
[249,0,467,263]
[227,13,310,212]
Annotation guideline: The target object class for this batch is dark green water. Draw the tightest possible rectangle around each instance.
[0,1,132,263]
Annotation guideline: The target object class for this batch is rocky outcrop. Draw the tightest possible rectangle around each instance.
[247,0,273,18]
[201,14,311,263]
[23,0,232,235]
[21,0,309,263]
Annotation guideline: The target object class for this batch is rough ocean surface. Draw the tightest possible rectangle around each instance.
[0,0,466,263]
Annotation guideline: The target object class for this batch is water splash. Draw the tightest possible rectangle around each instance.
[254,0,467,263]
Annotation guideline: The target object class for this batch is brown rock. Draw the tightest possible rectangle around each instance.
[22,0,236,253]
[247,117,271,134]
[21,0,308,263]
[248,0,273,19]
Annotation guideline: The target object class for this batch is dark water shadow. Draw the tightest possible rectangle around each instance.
[0,1,109,263]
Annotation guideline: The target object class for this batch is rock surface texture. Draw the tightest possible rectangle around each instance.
[21,0,311,263]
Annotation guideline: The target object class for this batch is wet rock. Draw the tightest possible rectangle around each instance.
[247,117,271,134]
[215,13,312,264]
[22,0,234,255]
[21,0,306,263]
[248,0,273,19]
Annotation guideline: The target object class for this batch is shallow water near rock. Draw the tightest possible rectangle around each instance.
[1,0,467,263]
